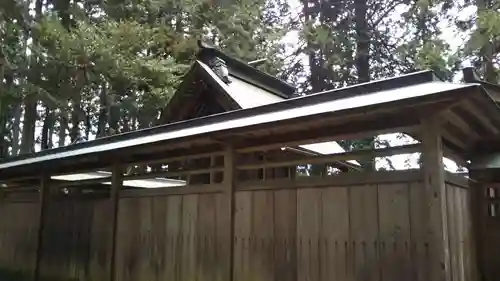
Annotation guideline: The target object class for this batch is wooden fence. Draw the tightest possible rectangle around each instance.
[0,170,474,281]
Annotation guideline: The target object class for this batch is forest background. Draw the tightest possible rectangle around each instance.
[0,0,499,172]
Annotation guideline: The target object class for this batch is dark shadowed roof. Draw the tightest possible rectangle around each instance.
[463,67,500,103]
[1,70,498,180]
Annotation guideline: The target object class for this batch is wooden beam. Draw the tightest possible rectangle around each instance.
[237,124,419,153]
[237,170,423,191]
[441,125,468,150]
[461,100,499,135]
[238,144,421,170]
[442,145,468,168]
[444,109,481,140]
[224,145,236,281]
[420,116,452,281]
[53,166,224,188]
[127,148,224,167]
[108,164,122,281]
[34,174,49,281]
[119,183,224,198]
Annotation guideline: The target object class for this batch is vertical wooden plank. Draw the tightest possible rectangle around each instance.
[216,192,230,281]
[409,181,429,281]
[455,187,466,281]
[150,196,168,281]
[197,194,216,281]
[447,185,459,281]
[108,163,123,281]
[252,190,274,281]
[233,191,252,281]
[321,187,350,281]
[151,196,166,281]
[421,117,451,281]
[273,189,297,281]
[224,145,236,281]
[137,197,154,280]
[378,183,411,281]
[34,175,49,281]
[180,194,198,281]
[165,195,182,281]
[297,188,321,281]
[114,199,127,281]
[461,187,474,281]
[89,199,111,281]
[349,185,379,281]
[467,172,482,281]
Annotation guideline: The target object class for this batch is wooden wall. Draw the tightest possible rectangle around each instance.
[234,179,422,281]
[0,199,39,278]
[474,180,500,281]
[39,198,112,281]
[445,175,474,281]
[114,192,228,281]
[0,171,476,281]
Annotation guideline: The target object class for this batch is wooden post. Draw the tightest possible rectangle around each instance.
[224,145,236,281]
[34,174,49,281]
[421,116,451,281]
[468,170,485,281]
[108,164,122,281]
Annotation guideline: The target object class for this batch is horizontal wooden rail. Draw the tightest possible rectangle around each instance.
[130,150,224,166]
[120,183,225,198]
[238,143,421,170]
[445,172,470,188]
[236,125,419,153]
[53,166,224,188]
[237,170,423,191]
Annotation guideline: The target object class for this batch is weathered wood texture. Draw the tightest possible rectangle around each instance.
[474,181,500,281]
[235,180,418,281]
[39,198,112,280]
[446,179,474,281]
[114,192,228,281]
[0,201,39,277]
[0,171,475,281]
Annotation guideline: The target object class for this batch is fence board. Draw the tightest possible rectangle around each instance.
[0,170,476,281]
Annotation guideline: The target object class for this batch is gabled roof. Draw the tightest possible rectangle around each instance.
[0,70,497,179]
[162,45,359,167]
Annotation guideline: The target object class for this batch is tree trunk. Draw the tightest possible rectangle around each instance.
[70,64,86,143]
[108,87,121,135]
[58,112,68,147]
[41,108,54,150]
[85,105,92,140]
[20,0,43,154]
[96,83,108,138]
[476,0,497,83]
[354,0,375,170]
[355,0,370,83]
[20,97,37,154]
[11,103,22,156]
[0,52,6,158]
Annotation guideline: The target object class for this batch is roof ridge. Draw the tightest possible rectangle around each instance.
[197,40,296,98]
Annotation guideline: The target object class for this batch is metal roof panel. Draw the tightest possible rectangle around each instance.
[0,80,473,171]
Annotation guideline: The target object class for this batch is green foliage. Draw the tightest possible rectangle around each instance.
[0,0,290,153]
